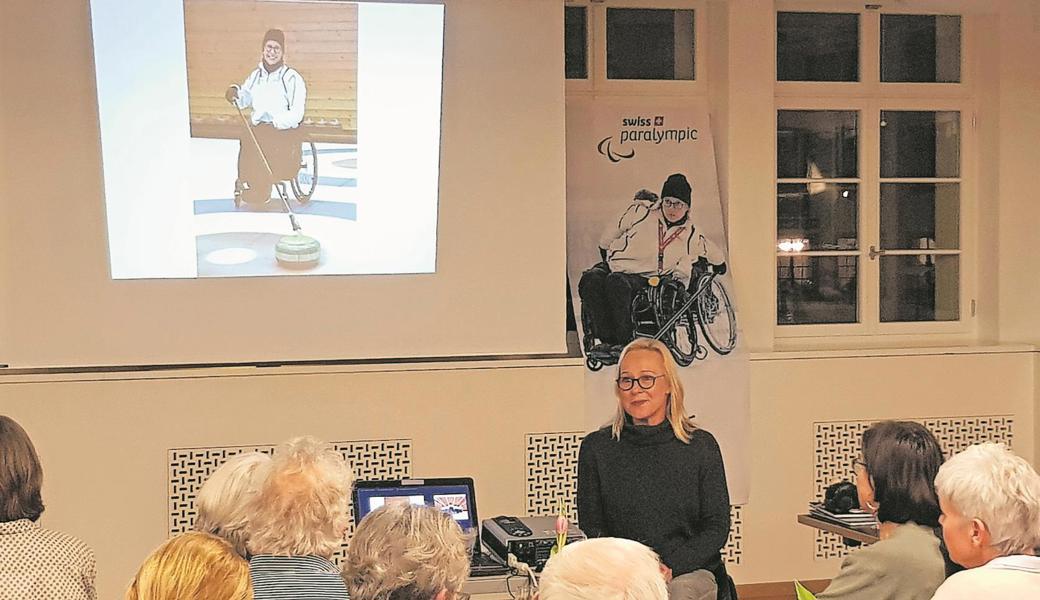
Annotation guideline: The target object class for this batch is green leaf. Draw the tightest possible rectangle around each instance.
[794,581,818,600]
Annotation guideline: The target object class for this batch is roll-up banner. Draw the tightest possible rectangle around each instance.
[567,97,750,503]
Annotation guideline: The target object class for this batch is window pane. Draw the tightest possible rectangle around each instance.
[880,184,959,250]
[880,111,960,178]
[777,256,858,325]
[881,15,961,83]
[778,111,858,179]
[778,183,858,250]
[606,9,695,80]
[565,7,588,80]
[777,12,859,82]
[880,255,959,322]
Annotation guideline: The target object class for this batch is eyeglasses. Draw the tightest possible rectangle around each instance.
[852,458,868,476]
[616,374,664,391]
[662,198,687,210]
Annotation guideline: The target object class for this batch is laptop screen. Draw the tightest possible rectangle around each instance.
[353,478,478,533]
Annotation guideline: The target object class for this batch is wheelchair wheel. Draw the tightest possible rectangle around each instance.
[289,140,318,204]
[656,283,698,367]
[696,276,738,355]
[586,356,603,371]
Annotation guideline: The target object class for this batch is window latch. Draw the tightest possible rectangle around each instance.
[868,245,886,261]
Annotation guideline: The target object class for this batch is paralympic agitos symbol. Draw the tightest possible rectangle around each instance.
[597,136,635,163]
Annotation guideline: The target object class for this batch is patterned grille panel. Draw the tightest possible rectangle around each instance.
[525,431,744,564]
[813,416,1014,560]
[169,439,411,564]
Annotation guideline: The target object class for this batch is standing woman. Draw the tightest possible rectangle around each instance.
[816,421,947,600]
[577,339,732,600]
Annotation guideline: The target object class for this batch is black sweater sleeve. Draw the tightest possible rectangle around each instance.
[661,431,731,575]
[576,435,607,538]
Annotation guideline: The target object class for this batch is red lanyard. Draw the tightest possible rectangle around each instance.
[658,220,685,272]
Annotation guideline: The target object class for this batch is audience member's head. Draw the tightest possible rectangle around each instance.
[344,503,470,600]
[538,537,668,600]
[857,420,944,527]
[194,451,270,557]
[935,442,1040,568]
[126,531,251,600]
[0,415,45,523]
[245,436,354,558]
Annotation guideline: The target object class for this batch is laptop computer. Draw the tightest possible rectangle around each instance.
[353,477,510,577]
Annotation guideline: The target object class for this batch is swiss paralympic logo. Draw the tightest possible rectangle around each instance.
[596,115,698,163]
[597,136,635,163]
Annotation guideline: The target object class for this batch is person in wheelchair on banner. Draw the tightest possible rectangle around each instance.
[224,28,307,205]
[579,173,727,354]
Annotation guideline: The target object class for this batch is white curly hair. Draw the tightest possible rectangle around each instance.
[244,436,354,558]
[539,537,668,600]
[343,503,470,600]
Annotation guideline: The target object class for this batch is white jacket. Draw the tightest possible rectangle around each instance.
[236,63,307,130]
[601,202,723,287]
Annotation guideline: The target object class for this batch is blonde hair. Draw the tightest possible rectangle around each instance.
[194,451,270,557]
[935,443,1040,555]
[539,537,668,600]
[126,532,251,600]
[343,503,470,600]
[611,338,696,443]
[245,436,354,558]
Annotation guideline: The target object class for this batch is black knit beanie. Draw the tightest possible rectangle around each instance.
[661,173,692,205]
[263,28,285,49]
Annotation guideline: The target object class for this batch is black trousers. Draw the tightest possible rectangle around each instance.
[578,263,648,345]
[236,124,301,200]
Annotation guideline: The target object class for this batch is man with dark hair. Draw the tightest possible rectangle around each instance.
[225,28,308,204]
[0,416,96,599]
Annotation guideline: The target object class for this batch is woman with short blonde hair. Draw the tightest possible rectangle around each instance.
[344,503,470,600]
[126,531,250,600]
[194,451,270,557]
[578,339,732,600]
[245,436,353,599]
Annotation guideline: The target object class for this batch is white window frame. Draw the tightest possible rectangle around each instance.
[774,3,977,341]
[564,0,708,97]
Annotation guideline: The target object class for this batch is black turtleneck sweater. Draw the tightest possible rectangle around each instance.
[576,420,731,579]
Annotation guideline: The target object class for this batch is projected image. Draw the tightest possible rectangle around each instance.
[368,495,425,512]
[433,493,470,521]
[186,1,353,276]
[89,0,443,279]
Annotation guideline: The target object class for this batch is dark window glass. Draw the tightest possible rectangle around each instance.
[880,111,960,178]
[778,183,858,251]
[777,256,858,325]
[881,15,961,83]
[777,12,859,82]
[565,7,588,80]
[777,111,858,179]
[880,184,959,250]
[880,255,959,322]
[606,8,695,80]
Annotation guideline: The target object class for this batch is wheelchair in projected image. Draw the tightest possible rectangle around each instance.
[234,137,318,208]
[581,269,737,371]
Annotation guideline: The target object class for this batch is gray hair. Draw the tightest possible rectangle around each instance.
[343,503,470,600]
[193,452,271,557]
[245,437,354,558]
[935,443,1040,555]
[539,538,668,600]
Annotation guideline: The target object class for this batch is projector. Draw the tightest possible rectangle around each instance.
[481,516,586,572]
